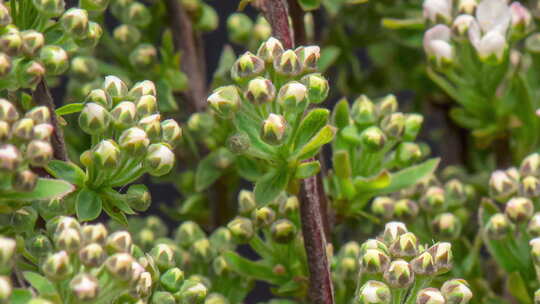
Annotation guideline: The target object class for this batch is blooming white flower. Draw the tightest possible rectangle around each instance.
[424,25,454,65]
[469,20,507,60]
[423,0,453,23]
[452,14,475,35]
[467,0,511,61]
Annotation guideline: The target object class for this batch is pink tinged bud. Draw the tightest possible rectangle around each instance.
[424,25,454,66]
[0,144,21,171]
[510,2,531,29]
[70,274,99,301]
[452,14,475,35]
[423,0,453,23]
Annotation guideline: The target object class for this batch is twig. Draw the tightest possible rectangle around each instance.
[287,0,306,45]
[254,0,294,49]
[32,80,68,161]
[299,173,335,304]
[164,0,207,112]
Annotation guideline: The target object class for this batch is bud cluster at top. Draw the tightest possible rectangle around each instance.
[0,99,54,193]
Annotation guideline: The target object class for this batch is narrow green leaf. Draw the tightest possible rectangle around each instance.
[236,156,265,182]
[507,272,533,304]
[354,170,391,192]
[76,188,102,221]
[55,103,84,116]
[254,169,289,205]
[331,98,350,129]
[375,158,439,194]
[223,251,284,284]
[295,160,320,179]
[0,178,74,201]
[11,289,33,304]
[46,160,86,186]
[23,272,60,300]
[318,46,341,73]
[293,109,329,150]
[195,148,233,191]
[296,125,336,160]
[333,150,351,179]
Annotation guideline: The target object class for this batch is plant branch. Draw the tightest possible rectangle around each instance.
[32,80,68,161]
[287,0,306,45]
[254,0,294,49]
[164,0,207,112]
[299,172,335,304]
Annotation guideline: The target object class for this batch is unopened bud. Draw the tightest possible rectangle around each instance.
[111,101,136,129]
[505,197,534,222]
[105,253,135,281]
[271,219,297,244]
[177,280,208,303]
[485,213,512,240]
[175,221,206,248]
[355,280,391,304]
[0,276,11,301]
[11,118,34,141]
[32,123,53,141]
[231,52,265,81]
[0,237,15,269]
[381,112,405,138]
[404,113,423,141]
[161,267,185,293]
[394,199,419,220]
[452,14,475,36]
[150,244,175,271]
[152,291,176,304]
[371,197,395,219]
[138,114,161,140]
[0,144,20,171]
[0,3,11,26]
[70,273,99,301]
[441,279,473,304]
[390,232,418,258]
[252,207,276,227]
[20,30,44,57]
[420,186,446,212]
[458,0,476,14]
[296,46,320,72]
[0,27,22,56]
[76,21,103,48]
[0,53,11,77]
[531,238,540,265]
[360,249,390,274]
[118,127,150,156]
[92,139,119,168]
[261,113,286,145]
[520,175,540,197]
[417,288,445,304]
[521,153,540,177]
[26,140,53,166]
[302,73,329,104]
[70,56,98,80]
[129,80,157,99]
[227,13,253,44]
[123,2,151,27]
[42,251,72,280]
[81,223,108,244]
[274,49,302,76]
[113,24,141,47]
[382,222,408,245]
[144,143,175,176]
[510,2,531,33]
[207,86,241,118]
[16,60,45,88]
[79,243,105,267]
[103,75,128,103]
[432,213,462,240]
[32,0,65,17]
[126,184,151,212]
[277,81,307,107]
[245,77,276,104]
[129,44,157,68]
[79,103,111,134]
[12,169,37,192]
[61,8,89,37]
[257,37,284,63]
[411,251,436,275]
[423,0,452,23]
[489,170,518,201]
[40,45,69,76]
[384,259,414,288]
[191,238,213,262]
[0,100,18,123]
[135,95,157,117]
[360,239,389,257]
[26,234,53,259]
[529,213,540,237]
[428,242,453,273]
[227,217,254,243]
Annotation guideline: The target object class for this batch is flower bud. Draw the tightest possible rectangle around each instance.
[205,293,229,304]
[144,143,175,176]
[236,190,257,216]
[105,253,135,281]
[384,259,414,288]
[126,184,151,212]
[16,60,45,89]
[20,30,44,57]
[302,73,329,104]
[271,219,297,244]
[42,251,72,280]
[129,44,157,68]
[428,242,453,273]
[360,249,390,274]
[296,46,320,72]
[521,153,540,177]
[252,206,276,228]
[175,221,206,248]
[360,239,389,257]
[531,238,540,265]
[381,112,405,138]
[375,95,398,118]
[529,213,540,237]
[81,223,108,244]
[11,118,34,141]
[92,139,120,168]
[0,276,11,302]
[510,2,531,33]
[177,280,208,303]
[359,126,386,152]
[25,108,50,127]
[489,170,518,201]
[382,222,408,245]
[79,103,111,135]
[371,197,395,219]
[32,0,65,17]
[424,25,454,67]
[274,49,302,76]
[134,95,157,118]
[26,140,53,167]
[535,290,540,304]
[0,3,11,26]
[504,197,534,222]
[52,216,81,234]
[411,251,436,275]
[161,119,182,148]
[261,113,286,145]
[0,237,15,269]
[227,13,253,44]
[485,213,512,240]
[61,8,89,37]
[0,121,8,141]
[417,288,445,304]
[423,0,452,23]
[355,280,391,304]
[520,176,540,197]
[191,238,213,262]
[207,86,241,118]
[135,271,153,298]
[393,199,419,220]
[40,45,69,76]
[231,52,265,81]
[103,75,128,103]
[75,21,102,48]
[403,113,423,141]
[111,101,136,129]
[0,27,22,56]
[227,216,254,243]
[152,291,176,304]
[452,14,475,36]
[70,273,99,301]
[70,56,99,81]
[113,24,141,47]
[279,196,299,218]
[257,37,284,63]
[441,279,473,304]
[12,169,37,192]
[0,100,18,123]
[138,114,161,141]
[118,127,149,156]
[54,228,82,253]
[150,244,175,271]
[245,77,276,104]
[420,186,446,212]
[277,81,308,108]
[106,231,132,254]
[0,144,20,171]
[0,53,11,77]
[79,243,105,267]
[26,234,53,259]
[123,2,151,27]
[389,232,418,258]
[431,213,461,240]
[161,267,185,293]
[129,80,157,99]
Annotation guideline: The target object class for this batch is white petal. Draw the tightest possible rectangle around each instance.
[424,24,451,54]
[430,40,454,61]
[476,0,511,34]
[423,0,453,22]
[510,2,531,27]
[477,30,507,59]
[452,14,475,34]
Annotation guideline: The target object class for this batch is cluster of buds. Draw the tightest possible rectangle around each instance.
[227,13,271,48]
[346,222,472,304]
[78,76,180,184]
[0,0,105,90]
[423,0,531,65]
[21,216,211,303]
[370,174,473,240]
[0,99,53,193]
[327,94,431,217]
[207,38,334,204]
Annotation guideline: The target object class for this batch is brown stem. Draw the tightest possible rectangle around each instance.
[164,0,207,112]
[299,173,335,304]
[32,80,68,161]
[254,0,294,49]
[287,0,306,45]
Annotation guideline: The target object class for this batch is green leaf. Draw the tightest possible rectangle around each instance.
[11,289,33,304]
[156,80,178,112]
[333,150,351,179]
[195,148,233,191]
[318,46,341,73]
[23,272,60,300]
[76,188,102,221]
[212,45,236,88]
[298,0,320,10]
[354,170,391,192]
[375,158,439,194]
[0,178,74,201]
[46,160,86,186]
[254,169,289,205]
[103,203,128,226]
[223,251,284,284]
[55,103,84,116]
[295,160,320,179]
[331,98,350,129]
[295,125,336,160]
[293,108,329,150]
[236,156,265,182]
[507,272,533,304]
